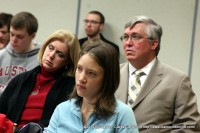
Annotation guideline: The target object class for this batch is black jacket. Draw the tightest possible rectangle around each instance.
[0,66,75,127]
[79,34,120,55]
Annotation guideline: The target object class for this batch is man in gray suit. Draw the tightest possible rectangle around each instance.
[115,15,200,133]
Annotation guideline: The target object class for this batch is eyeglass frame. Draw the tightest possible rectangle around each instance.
[83,19,102,25]
[120,33,153,42]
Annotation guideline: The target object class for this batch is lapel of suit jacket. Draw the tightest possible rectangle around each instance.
[115,63,129,103]
[133,59,163,108]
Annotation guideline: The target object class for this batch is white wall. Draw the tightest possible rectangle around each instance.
[1,0,199,110]
[192,0,200,110]
[0,0,78,43]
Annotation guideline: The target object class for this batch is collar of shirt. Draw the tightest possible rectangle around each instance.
[128,58,157,86]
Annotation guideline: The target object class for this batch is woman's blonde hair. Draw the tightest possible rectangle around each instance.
[37,29,81,77]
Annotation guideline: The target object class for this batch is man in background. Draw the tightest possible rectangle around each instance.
[0,12,13,49]
[0,11,40,95]
[79,10,119,55]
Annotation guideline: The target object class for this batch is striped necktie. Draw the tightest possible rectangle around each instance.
[128,70,145,108]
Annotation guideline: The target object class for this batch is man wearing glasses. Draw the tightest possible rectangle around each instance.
[115,15,200,132]
[79,10,119,55]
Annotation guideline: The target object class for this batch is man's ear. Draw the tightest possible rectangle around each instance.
[100,23,104,31]
[151,40,158,50]
[31,32,36,39]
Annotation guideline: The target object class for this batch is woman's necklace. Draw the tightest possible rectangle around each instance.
[31,73,42,95]
[31,87,41,95]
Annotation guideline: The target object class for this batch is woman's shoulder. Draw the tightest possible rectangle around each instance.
[12,66,40,81]
[59,75,75,83]
[56,98,77,111]
[115,99,133,113]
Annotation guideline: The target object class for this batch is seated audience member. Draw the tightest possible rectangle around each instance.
[47,43,139,133]
[0,12,13,49]
[0,11,40,95]
[115,15,200,132]
[79,10,119,55]
[0,29,81,132]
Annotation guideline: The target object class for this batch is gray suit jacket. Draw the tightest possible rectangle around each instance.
[115,59,200,133]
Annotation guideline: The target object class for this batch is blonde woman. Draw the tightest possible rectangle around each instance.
[0,29,81,132]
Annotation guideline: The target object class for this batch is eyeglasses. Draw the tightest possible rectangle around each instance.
[83,19,101,25]
[120,33,153,42]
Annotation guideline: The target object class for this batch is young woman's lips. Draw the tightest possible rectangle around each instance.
[77,84,86,90]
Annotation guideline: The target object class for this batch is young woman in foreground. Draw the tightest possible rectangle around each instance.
[48,43,139,133]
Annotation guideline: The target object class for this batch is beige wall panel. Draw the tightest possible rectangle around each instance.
[191,0,200,110]
[0,0,78,43]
